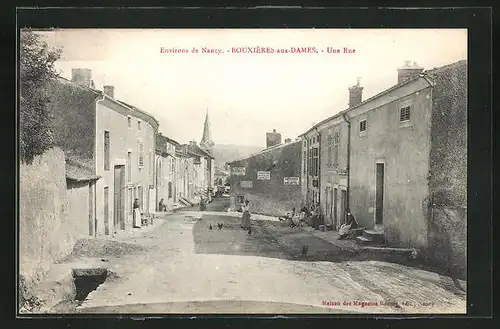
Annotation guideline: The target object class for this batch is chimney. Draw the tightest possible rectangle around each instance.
[285,138,291,143]
[397,61,424,84]
[103,85,115,98]
[71,68,92,88]
[348,77,363,108]
[266,129,282,148]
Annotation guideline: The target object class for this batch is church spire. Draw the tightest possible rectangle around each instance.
[200,108,214,154]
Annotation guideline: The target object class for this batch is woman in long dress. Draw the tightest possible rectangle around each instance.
[133,198,142,228]
[241,200,251,230]
[339,210,358,239]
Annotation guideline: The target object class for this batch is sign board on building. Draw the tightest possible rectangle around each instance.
[231,167,246,176]
[241,181,253,188]
[284,177,300,185]
[257,171,271,180]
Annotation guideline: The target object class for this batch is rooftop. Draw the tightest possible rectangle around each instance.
[66,157,100,182]
[56,75,160,130]
[227,140,300,165]
[299,60,467,138]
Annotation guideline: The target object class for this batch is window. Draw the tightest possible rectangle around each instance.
[138,120,142,131]
[333,131,340,167]
[359,119,367,132]
[138,140,144,168]
[311,147,319,176]
[127,116,132,128]
[168,182,173,199]
[127,152,132,182]
[327,135,333,165]
[150,152,154,183]
[171,158,175,173]
[104,131,110,171]
[303,151,307,175]
[400,106,411,122]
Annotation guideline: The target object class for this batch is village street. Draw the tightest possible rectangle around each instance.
[58,198,467,314]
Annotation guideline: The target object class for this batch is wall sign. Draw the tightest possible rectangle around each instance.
[231,167,246,176]
[257,171,271,180]
[284,177,300,185]
[241,181,253,188]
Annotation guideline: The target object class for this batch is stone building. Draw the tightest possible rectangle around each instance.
[48,68,159,236]
[155,133,180,210]
[300,60,467,275]
[228,132,302,216]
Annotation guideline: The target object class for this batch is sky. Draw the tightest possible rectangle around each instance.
[35,29,467,147]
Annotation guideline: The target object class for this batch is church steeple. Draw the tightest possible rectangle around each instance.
[200,108,215,154]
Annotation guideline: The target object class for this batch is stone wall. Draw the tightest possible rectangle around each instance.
[19,148,84,305]
[427,60,468,280]
[229,141,302,217]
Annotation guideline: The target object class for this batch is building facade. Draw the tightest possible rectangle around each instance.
[156,133,179,210]
[299,61,467,273]
[48,68,159,236]
[175,146,190,203]
[228,136,302,217]
[186,141,215,202]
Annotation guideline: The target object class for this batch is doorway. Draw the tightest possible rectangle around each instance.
[340,189,347,226]
[375,162,385,227]
[329,187,334,226]
[333,188,338,229]
[114,165,126,232]
[138,186,144,209]
[104,186,109,235]
[88,183,94,236]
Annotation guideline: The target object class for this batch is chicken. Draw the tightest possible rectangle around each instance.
[209,224,212,230]
[217,223,223,230]
[248,227,252,235]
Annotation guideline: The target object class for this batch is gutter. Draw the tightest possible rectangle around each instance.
[342,112,351,211]
[314,127,321,214]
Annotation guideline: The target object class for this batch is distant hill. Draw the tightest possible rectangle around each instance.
[212,144,264,167]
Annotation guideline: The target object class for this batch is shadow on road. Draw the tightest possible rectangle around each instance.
[192,214,467,296]
[193,214,358,263]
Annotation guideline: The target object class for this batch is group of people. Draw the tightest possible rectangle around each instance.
[280,204,319,228]
[282,203,359,239]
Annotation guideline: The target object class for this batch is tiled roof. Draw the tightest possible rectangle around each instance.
[186,143,215,159]
[214,166,229,176]
[227,140,300,165]
[66,158,100,182]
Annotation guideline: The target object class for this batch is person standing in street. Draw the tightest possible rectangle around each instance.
[241,199,251,230]
[133,198,142,228]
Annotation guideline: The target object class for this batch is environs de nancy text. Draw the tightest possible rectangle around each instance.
[160,46,357,55]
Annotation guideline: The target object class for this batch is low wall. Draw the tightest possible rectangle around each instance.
[19,147,84,306]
